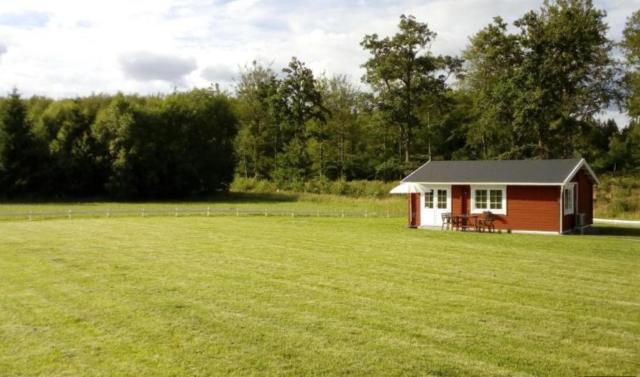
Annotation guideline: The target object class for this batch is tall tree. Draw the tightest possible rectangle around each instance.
[272,57,327,182]
[621,9,640,122]
[463,0,617,159]
[0,89,44,196]
[234,61,280,179]
[40,100,103,196]
[361,15,461,164]
[316,75,364,179]
[461,17,522,159]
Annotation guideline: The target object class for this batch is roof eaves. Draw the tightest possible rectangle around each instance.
[562,158,600,185]
[401,159,431,183]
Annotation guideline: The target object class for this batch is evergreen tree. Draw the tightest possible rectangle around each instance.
[0,89,44,196]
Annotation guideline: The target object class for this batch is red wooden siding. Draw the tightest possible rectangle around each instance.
[577,169,594,225]
[452,185,561,232]
[563,168,594,231]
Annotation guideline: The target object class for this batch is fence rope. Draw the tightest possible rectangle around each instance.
[0,207,405,222]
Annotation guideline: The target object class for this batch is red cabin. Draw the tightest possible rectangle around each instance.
[390,159,598,234]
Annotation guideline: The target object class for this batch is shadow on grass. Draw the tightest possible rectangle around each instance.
[587,225,640,238]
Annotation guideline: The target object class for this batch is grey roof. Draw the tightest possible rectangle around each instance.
[402,159,588,184]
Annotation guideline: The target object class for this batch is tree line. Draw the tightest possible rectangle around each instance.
[0,89,236,198]
[1,0,640,198]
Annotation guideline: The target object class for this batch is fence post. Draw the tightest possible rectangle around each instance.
[175,207,178,217]
[317,210,320,217]
[28,210,32,221]
[264,208,268,217]
[291,211,294,218]
[341,209,344,218]
[107,208,110,218]
[207,206,210,217]
[365,209,368,218]
[236,208,239,217]
[67,209,71,219]
[387,210,390,218]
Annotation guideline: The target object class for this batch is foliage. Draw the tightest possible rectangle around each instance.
[0,89,46,196]
[462,0,617,159]
[622,9,640,121]
[0,89,237,199]
[93,90,237,198]
[361,15,462,164]
[595,173,640,219]
[234,61,279,179]
[231,176,397,198]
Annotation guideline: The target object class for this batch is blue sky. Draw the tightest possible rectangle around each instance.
[0,0,638,125]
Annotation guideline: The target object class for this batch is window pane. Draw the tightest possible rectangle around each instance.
[475,190,487,209]
[490,189,502,209]
[424,190,434,208]
[564,187,573,211]
[437,190,447,209]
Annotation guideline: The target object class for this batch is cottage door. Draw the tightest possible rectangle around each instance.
[421,186,451,226]
[409,193,420,228]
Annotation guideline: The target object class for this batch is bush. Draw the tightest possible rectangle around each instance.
[595,174,640,219]
[230,176,398,198]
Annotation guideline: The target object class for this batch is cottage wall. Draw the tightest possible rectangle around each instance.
[452,185,561,233]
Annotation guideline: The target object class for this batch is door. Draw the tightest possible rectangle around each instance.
[409,193,420,228]
[421,186,451,226]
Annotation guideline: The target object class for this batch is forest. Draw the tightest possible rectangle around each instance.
[1,0,639,199]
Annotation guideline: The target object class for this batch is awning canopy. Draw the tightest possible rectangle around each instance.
[389,182,426,194]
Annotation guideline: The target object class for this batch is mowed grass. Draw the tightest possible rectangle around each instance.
[0,192,406,216]
[1,216,639,376]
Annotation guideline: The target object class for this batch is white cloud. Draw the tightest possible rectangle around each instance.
[201,64,237,83]
[0,0,638,127]
[120,51,197,84]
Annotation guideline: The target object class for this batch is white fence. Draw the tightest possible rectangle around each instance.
[0,207,406,221]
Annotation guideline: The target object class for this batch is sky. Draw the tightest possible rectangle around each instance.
[0,0,638,125]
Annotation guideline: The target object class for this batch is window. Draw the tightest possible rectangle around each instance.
[489,190,502,210]
[471,186,506,215]
[437,190,447,209]
[424,190,434,208]
[564,185,574,215]
[475,190,488,209]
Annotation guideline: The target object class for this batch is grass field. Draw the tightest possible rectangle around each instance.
[0,193,406,218]
[1,205,639,377]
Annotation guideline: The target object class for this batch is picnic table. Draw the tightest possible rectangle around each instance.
[452,214,479,231]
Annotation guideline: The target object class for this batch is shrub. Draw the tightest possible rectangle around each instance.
[230,176,398,198]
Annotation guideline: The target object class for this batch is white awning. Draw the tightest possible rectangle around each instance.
[389,182,426,194]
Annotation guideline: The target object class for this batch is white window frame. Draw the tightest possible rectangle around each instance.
[470,185,507,215]
[436,189,448,209]
[424,189,434,209]
[563,183,575,215]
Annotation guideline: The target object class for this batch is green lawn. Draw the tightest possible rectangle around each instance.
[0,214,639,376]
[0,193,406,222]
